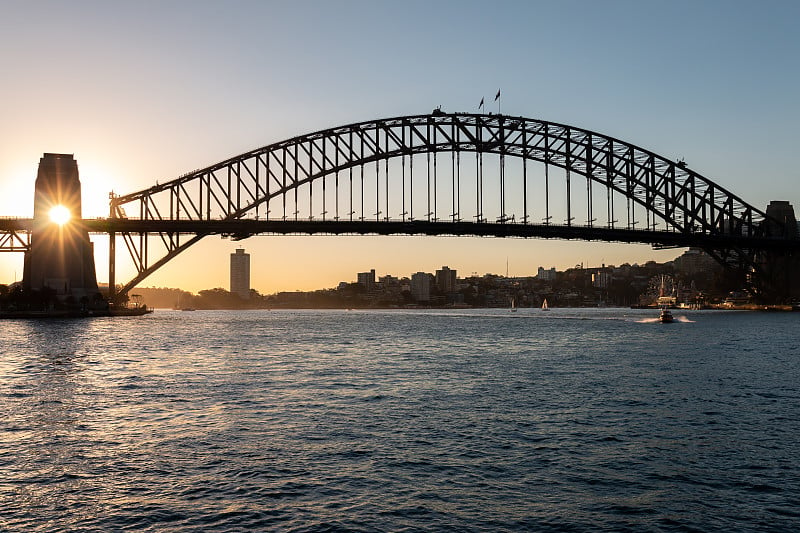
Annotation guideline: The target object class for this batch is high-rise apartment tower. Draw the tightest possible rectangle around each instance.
[230,248,250,299]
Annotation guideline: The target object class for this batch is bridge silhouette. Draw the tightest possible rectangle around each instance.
[2,111,799,301]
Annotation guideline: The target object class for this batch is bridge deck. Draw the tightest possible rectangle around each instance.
[3,218,799,251]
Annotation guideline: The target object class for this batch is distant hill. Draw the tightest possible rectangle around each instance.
[130,287,195,309]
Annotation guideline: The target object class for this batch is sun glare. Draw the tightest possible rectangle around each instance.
[49,205,71,225]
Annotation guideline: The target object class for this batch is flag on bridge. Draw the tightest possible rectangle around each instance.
[494,89,501,101]
[478,97,484,109]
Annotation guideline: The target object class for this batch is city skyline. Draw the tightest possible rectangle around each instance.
[125,247,729,311]
[2,1,798,293]
[160,246,696,297]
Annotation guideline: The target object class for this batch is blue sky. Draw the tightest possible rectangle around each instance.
[1,1,798,292]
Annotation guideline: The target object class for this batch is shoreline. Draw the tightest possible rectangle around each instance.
[154,304,799,312]
[0,306,153,319]
[4,305,795,317]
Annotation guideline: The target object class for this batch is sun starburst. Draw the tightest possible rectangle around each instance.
[48,205,71,225]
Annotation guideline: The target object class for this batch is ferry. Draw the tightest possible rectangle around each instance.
[659,306,674,323]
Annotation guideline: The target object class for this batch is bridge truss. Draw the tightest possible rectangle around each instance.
[102,111,792,298]
[104,112,796,297]
[0,220,31,253]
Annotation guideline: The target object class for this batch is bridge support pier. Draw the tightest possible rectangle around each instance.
[756,201,800,302]
[22,153,104,309]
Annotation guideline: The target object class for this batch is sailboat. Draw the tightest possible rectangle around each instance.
[510,298,518,312]
[541,298,549,311]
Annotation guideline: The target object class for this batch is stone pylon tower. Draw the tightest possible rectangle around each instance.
[757,201,800,301]
[23,153,100,304]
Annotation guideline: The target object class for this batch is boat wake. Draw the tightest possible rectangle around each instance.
[636,315,694,323]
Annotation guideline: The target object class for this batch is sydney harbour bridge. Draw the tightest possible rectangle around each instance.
[2,111,799,304]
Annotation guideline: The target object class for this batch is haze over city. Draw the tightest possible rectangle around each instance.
[1,0,798,293]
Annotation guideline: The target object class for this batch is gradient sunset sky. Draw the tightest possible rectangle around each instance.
[1,1,798,293]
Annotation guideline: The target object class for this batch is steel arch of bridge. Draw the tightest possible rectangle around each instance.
[108,112,787,298]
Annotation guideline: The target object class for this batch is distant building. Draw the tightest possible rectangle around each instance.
[435,266,457,293]
[592,271,612,289]
[230,248,250,299]
[537,266,557,281]
[379,274,399,287]
[410,272,432,302]
[673,248,717,276]
[357,269,376,290]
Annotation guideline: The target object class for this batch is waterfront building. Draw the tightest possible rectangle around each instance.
[435,266,457,293]
[673,248,718,276]
[592,271,612,289]
[410,272,431,302]
[537,266,557,281]
[379,274,400,289]
[357,269,376,290]
[230,248,251,299]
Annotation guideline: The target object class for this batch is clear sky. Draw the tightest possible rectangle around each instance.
[1,0,798,293]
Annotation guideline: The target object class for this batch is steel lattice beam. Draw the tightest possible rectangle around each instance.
[104,112,796,298]
[0,230,30,252]
[0,219,32,252]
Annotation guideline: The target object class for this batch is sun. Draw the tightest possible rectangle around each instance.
[49,205,72,225]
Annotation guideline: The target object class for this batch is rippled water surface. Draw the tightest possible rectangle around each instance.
[1,308,799,531]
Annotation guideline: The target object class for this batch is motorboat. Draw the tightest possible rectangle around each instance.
[657,275,674,323]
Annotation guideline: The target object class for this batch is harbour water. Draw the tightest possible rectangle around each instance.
[1,308,798,531]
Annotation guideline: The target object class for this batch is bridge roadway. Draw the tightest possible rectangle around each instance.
[2,217,799,252]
